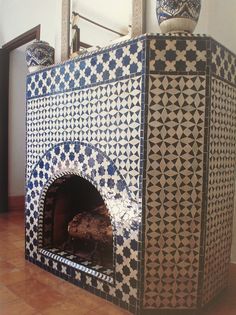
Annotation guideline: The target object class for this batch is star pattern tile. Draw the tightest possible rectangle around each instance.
[144,75,206,309]
[26,77,143,201]
[25,34,236,314]
[26,40,143,100]
[149,38,207,73]
[25,142,140,308]
[202,77,236,305]
[211,39,236,85]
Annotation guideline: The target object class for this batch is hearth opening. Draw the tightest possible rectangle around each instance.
[42,174,113,271]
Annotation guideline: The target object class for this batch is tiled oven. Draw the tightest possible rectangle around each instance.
[25,34,236,314]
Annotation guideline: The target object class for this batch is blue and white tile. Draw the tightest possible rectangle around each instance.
[26,40,143,100]
[26,76,143,201]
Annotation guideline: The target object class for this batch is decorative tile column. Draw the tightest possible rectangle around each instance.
[25,34,236,314]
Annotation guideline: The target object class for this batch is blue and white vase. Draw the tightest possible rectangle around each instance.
[156,0,201,33]
[26,40,55,73]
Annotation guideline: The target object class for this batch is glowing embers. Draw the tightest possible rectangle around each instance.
[42,174,114,276]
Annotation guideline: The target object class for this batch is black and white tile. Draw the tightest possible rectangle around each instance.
[149,38,207,73]
[144,74,206,308]
[202,77,236,305]
[211,40,236,85]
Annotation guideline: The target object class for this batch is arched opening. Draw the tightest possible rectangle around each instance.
[43,174,113,269]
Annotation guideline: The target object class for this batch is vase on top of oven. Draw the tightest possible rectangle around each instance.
[26,40,55,73]
[156,0,201,33]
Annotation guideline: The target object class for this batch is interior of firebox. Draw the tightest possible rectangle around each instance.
[44,175,113,269]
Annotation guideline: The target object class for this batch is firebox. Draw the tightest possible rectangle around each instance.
[25,34,236,314]
[42,174,113,279]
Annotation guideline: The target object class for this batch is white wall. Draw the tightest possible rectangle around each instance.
[8,44,29,197]
[207,0,236,54]
[0,0,62,197]
[0,0,62,62]
[71,0,132,48]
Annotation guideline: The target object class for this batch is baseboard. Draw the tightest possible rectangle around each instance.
[8,195,24,211]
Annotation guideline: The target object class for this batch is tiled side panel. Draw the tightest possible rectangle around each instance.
[211,39,236,85]
[26,77,142,200]
[144,75,206,309]
[202,77,236,305]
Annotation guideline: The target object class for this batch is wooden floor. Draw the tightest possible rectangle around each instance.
[0,209,235,315]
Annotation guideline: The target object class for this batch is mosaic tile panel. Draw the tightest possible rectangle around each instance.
[26,40,143,100]
[26,76,142,200]
[25,34,236,314]
[25,141,140,308]
[211,39,236,85]
[144,75,206,309]
[39,248,114,283]
[149,38,207,73]
[202,77,236,305]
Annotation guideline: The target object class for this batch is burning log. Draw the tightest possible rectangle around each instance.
[67,205,113,262]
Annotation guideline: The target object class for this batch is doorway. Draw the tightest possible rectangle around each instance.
[0,25,40,212]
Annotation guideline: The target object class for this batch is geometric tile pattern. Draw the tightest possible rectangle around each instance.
[26,77,142,200]
[39,247,114,282]
[144,75,206,309]
[202,77,236,305]
[25,34,236,314]
[149,38,207,73]
[26,40,143,100]
[25,142,140,307]
[211,40,236,85]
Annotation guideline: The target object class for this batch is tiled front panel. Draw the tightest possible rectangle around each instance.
[26,76,143,200]
[144,75,206,309]
[202,77,236,305]
[26,37,145,314]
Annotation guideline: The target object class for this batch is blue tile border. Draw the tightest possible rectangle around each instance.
[27,39,144,100]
